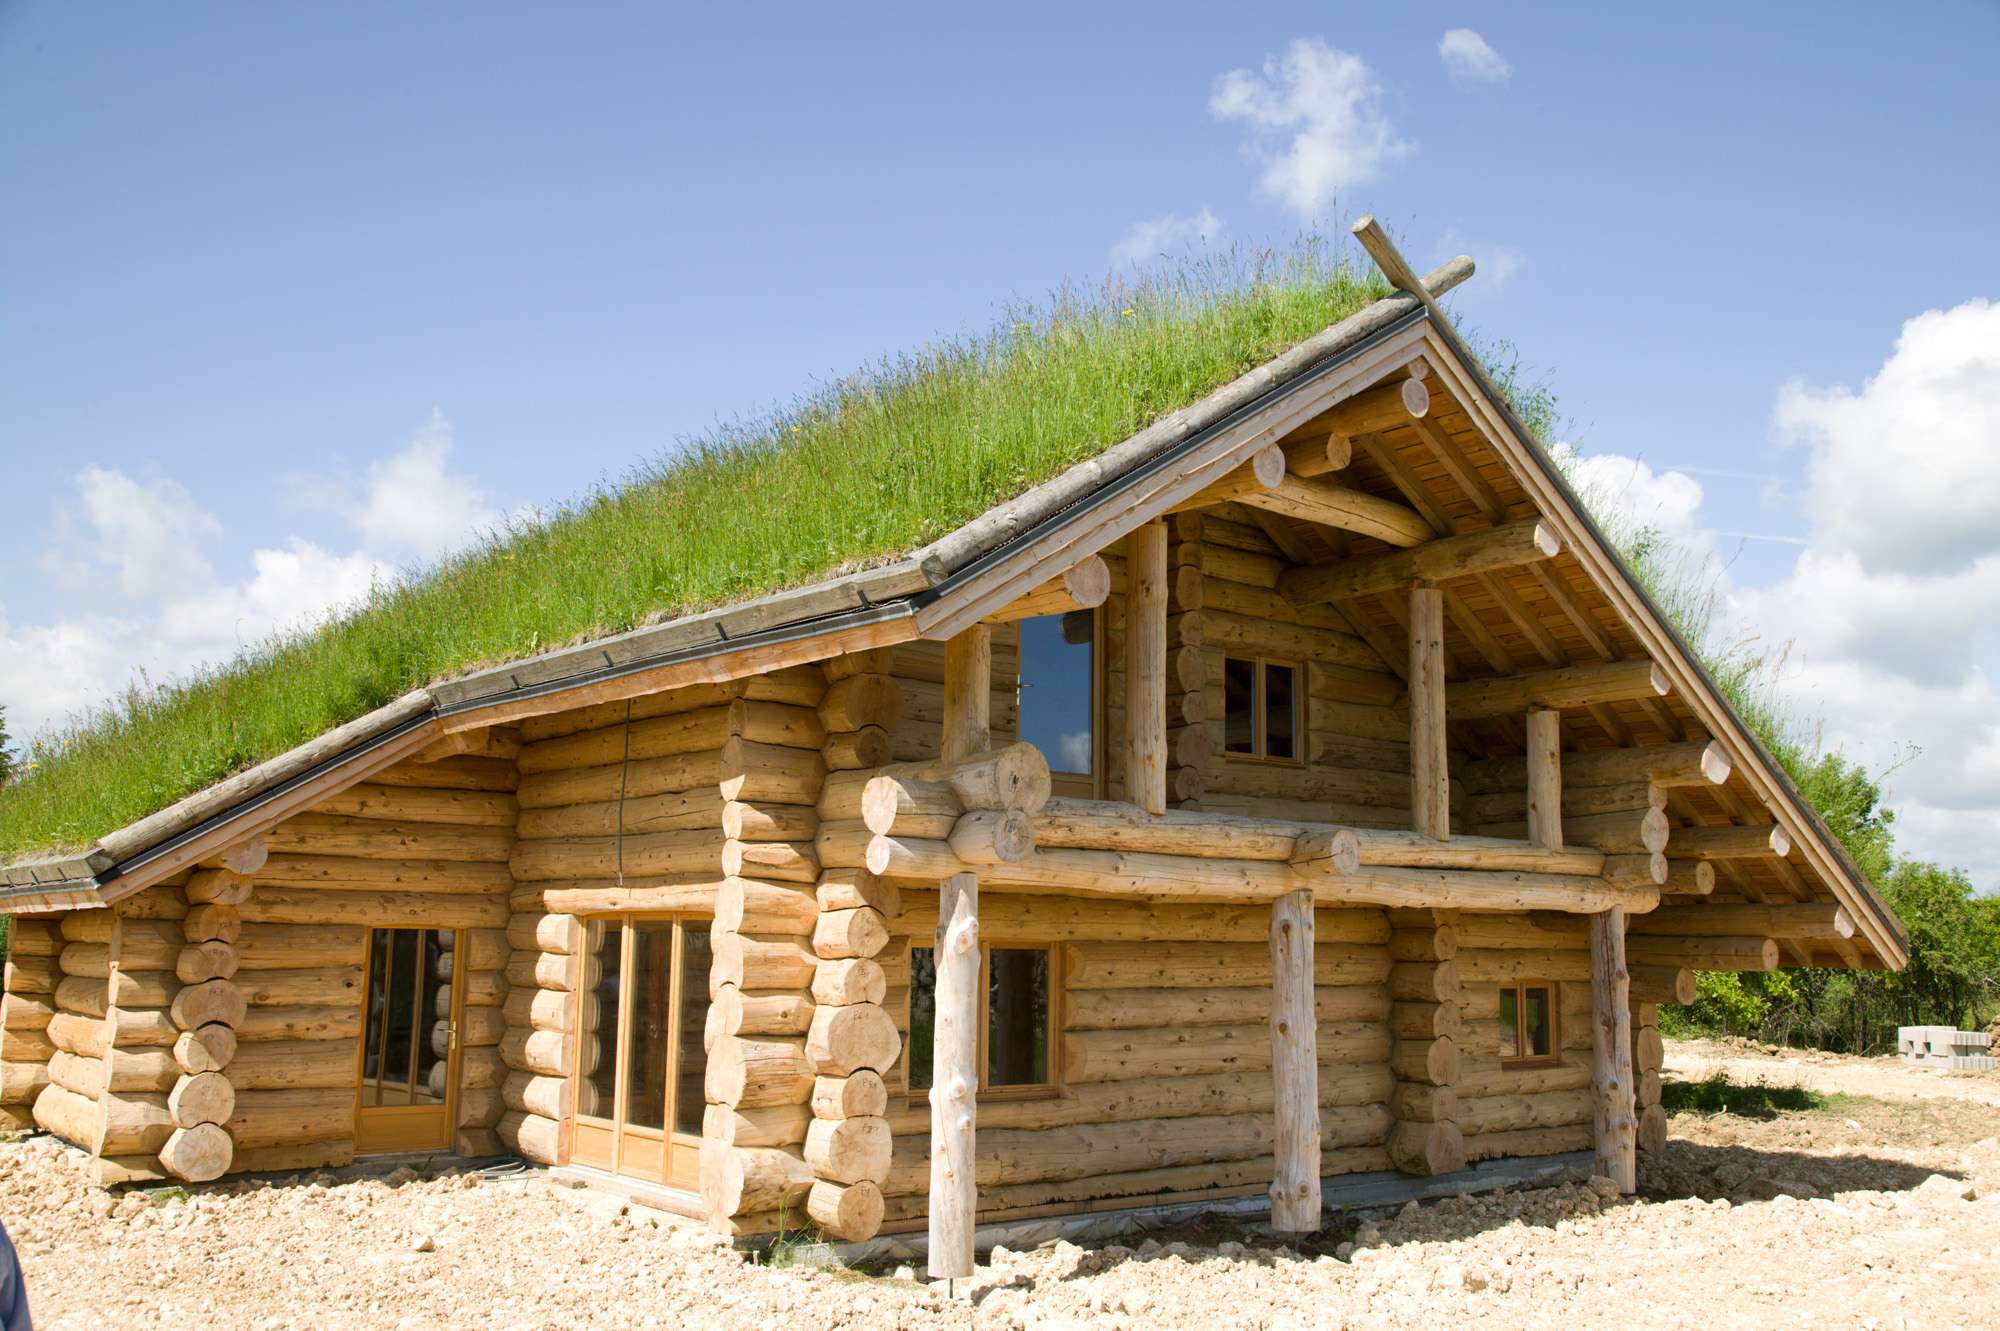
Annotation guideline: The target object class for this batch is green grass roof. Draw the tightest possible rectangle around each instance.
[0,242,1390,860]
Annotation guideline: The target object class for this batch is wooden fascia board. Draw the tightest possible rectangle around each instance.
[912,319,1434,642]
[1414,322,1908,971]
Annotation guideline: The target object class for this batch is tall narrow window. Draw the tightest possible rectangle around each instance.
[1498,981,1558,1064]
[1019,610,1096,786]
[907,942,1058,1096]
[1223,657,1300,761]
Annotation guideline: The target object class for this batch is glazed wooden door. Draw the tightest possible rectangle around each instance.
[569,915,710,1189]
[354,926,462,1154]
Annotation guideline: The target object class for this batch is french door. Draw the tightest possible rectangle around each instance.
[355,926,462,1154]
[570,915,711,1189]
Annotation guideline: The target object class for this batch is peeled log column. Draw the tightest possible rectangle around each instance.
[1125,520,1169,815]
[159,1122,233,1183]
[1267,889,1320,1231]
[928,871,979,1281]
[1590,908,1637,1194]
[1408,586,1448,839]
[940,626,991,764]
[1525,708,1562,851]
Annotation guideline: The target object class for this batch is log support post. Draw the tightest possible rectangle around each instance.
[1267,888,1320,1230]
[1525,707,1562,851]
[1590,906,1637,1193]
[1125,519,1169,815]
[1166,514,1208,808]
[928,870,980,1281]
[1409,585,1449,839]
[941,628,991,764]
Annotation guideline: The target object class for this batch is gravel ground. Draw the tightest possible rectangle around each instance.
[7,1040,1997,1330]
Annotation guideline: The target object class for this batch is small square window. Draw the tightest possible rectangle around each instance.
[1500,981,1559,1063]
[908,943,1058,1096]
[1222,657,1300,762]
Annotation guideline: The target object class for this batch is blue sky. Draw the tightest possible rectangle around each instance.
[4,3,1998,882]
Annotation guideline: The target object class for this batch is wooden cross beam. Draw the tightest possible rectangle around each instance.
[1352,215,1469,324]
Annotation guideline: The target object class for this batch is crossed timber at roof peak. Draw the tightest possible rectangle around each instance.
[1352,215,1471,328]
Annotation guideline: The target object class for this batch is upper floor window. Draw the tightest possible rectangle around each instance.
[1019,609,1097,784]
[1223,657,1299,761]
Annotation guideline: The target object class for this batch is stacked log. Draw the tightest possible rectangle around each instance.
[0,916,60,1130]
[1452,913,1596,1163]
[46,881,194,1185]
[158,864,254,1183]
[1632,1001,1666,1152]
[496,907,576,1166]
[870,894,1394,1225]
[439,928,509,1155]
[702,664,831,1235]
[1384,910,1465,1176]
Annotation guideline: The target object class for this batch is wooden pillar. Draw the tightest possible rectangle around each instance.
[1267,888,1320,1230]
[927,870,979,1280]
[1124,519,1169,815]
[941,628,992,763]
[1408,585,1448,839]
[1525,707,1562,850]
[1590,906,1637,1192]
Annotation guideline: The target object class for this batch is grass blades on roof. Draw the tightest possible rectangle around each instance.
[0,239,1389,858]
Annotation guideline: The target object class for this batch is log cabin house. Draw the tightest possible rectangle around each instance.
[0,220,1906,1273]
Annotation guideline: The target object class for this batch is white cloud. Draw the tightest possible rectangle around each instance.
[1,414,499,745]
[1438,229,1526,295]
[1111,209,1225,267]
[1210,38,1413,219]
[288,409,500,562]
[1570,298,2000,890]
[1439,29,1511,84]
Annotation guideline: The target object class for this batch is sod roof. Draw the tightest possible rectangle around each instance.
[0,244,1395,860]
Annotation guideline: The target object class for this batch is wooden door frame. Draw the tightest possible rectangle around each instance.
[351,925,464,1155]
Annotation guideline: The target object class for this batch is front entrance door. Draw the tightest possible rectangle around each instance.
[569,915,711,1190]
[354,926,462,1154]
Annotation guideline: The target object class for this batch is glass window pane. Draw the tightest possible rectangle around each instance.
[362,928,391,1096]
[1020,612,1095,776]
[908,947,937,1091]
[673,923,712,1136]
[578,920,624,1120]
[1224,657,1256,754]
[987,949,1050,1087]
[1498,986,1519,1060]
[624,921,674,1131]
[1524,986,1553,1058]
[382,929,419,1105]
[1264,663,1297,760]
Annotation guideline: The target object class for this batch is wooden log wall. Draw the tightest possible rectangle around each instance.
[1384,909,1465,1177]
[799,657,903,1242]
[0,916,59,1131]
[870,893,1396,1227]
[1452,912,1597,1163]
[701,664,834,1236]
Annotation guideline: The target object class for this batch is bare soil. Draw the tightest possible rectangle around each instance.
[7,1039,1997,1330]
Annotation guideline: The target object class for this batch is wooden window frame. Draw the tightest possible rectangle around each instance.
[903,939,1065,1104]
[1026,605,1103,800]
[569,911,710,1190]
[1221,655,1303,766]
[1498,979,1562,1067]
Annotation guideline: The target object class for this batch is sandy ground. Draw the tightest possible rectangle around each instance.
[6,1038,1997,1331]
